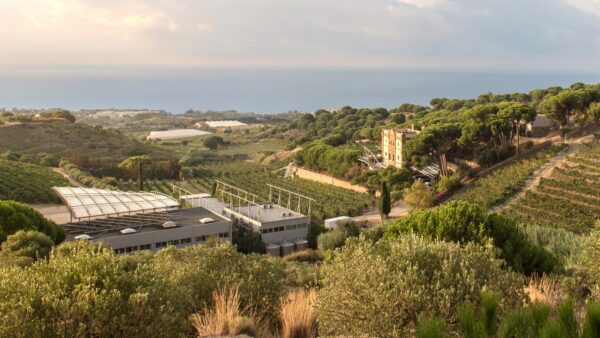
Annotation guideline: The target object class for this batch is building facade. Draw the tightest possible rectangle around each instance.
[63,207,232,254]
[381,128,418,168]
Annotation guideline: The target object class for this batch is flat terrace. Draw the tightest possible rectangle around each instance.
[228,204,306,224]
[64,207,228,241]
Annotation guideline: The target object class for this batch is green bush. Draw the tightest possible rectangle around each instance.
[435,175,462,193]
[0,241,286,337]
[521,223,586,265]
[385,201,558,275]
[0,200,65,244]
[317,221,360,251]
[0,230,54,266]
[317,235,524,337]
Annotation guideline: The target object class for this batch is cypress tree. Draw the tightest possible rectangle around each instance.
[378,180,391,224]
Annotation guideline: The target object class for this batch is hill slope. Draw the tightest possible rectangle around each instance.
[0,160,69,203]
[502,143,600,233]
[0,122,162,159]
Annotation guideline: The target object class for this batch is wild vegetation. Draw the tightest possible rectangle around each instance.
[1,82,600,337]
[385,201,558,275]
[0,121,160,158]
[0,201,64,244]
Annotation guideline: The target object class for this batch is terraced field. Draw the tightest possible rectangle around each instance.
[0,160,69,203]
[503,144,600,233]
[452,145,565,208]
[188,161,374,220]
[116,179,177,197]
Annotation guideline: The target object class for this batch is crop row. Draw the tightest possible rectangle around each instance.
[507,189,599,233]
[189,161,374,220]
[0,160,69,203]
[452,145,564,208]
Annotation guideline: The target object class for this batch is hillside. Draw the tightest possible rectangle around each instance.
[0,160,69,203]
[0,122,163,159]
[503,143,600,233]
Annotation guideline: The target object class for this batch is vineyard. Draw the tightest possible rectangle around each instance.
[503,144,600,233]
[188,161,374,220]
[452,145,565,208]
[0,160,69,203]
[116,179,177,196]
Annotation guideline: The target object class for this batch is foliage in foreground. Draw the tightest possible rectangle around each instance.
[0,200,65,244]
[0,241,286,338]
[317,235,524,337]
[385,200,558,275]
[416,296,600,338]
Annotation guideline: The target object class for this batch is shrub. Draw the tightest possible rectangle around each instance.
[0,230,53,266]
[317,235,524,336]
[0,241,286,337]
[521,223,586,266]
[317,230,348,251]
[404,181,435,211]
[283,249,324,263]
[233,226,266,254]
[0,200,65,244]
[385,201,558,275]
[585,223,600,289]
[317,222,360,251]
[435,175,461,193]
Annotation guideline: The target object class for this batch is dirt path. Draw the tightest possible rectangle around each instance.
[53,167,82,187]
[353,201,411,225]
[492,135,593,212]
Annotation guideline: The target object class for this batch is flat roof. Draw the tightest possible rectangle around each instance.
[147,129,211,140]
[227,204,307,224]
[64,207,229,241]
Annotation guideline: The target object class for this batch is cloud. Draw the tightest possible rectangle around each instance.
[0,0,598,70]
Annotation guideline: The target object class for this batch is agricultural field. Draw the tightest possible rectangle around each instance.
[0,160,69,203]
[503,144,600,233]
[116,179,178,197]
[451,145,565,208]
[133,127,289,161]
[188,161,374,220]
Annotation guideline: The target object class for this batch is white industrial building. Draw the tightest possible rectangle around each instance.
[54,187,231,253]
[196,120,247,129]
[147,129,211,140]
[179,181,312,256]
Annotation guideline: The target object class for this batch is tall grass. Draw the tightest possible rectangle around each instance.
[525,274,563,306]
[280,289,317,338]
[190,287,258,337]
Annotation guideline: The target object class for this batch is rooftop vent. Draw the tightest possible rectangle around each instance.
[161,221,178,229]
[74,234,92,240]
[120,228,137,235]
[199,217,215,224]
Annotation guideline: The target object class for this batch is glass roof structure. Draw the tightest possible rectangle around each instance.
[53,187,180,221]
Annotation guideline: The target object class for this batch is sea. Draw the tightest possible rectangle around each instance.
[0,66,599,114]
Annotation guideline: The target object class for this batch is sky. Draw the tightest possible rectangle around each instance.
[1,0,600,71]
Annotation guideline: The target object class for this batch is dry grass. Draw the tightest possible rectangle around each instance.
[525,274,563,306]
[280,289,317,338]
[190,287,257,337]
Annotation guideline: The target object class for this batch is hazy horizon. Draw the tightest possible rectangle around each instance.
[0,66,599,114]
